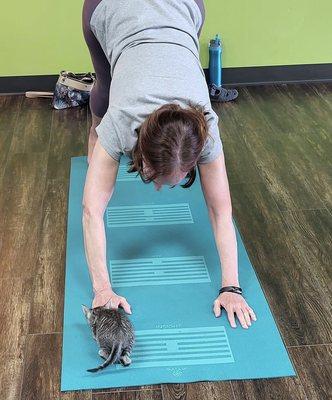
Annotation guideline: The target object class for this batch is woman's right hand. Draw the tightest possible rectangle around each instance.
[92,287,132,314]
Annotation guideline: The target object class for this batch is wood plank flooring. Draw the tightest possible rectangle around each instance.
[0,83,331,399]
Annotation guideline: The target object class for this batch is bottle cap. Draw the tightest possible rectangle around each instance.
[209,34,221,47]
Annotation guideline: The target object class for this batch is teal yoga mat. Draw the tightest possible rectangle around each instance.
[60,156,296,392]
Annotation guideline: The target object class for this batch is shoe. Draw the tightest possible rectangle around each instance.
[209,83,238,102]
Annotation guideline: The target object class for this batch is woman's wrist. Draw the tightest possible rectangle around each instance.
[222,279,240,287]
[93,283,113,295]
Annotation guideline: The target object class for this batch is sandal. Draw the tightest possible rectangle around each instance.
[209,83,238,102]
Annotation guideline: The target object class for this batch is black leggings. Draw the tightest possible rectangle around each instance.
[82,0,206,118]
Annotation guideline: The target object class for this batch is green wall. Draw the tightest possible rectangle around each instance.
[0,0,331,77]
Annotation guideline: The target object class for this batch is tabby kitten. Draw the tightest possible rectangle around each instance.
[82,304,135,373]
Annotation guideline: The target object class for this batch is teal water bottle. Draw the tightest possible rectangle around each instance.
[209,34,222,86]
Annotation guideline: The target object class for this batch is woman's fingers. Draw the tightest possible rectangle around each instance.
[237,311,248,329]
[237,307,250,328]
[214,299,238,327]
[93,294,112,309]
[213,293,258,329]
[225,306,247,329]
[244,309,252,326]
[92,290,132,314]
[213,300,222,317]
[108,296,132,314]
[104,298,114,309]
[248,307,257,321]
[226,306,237,328]
[119,297,132,314]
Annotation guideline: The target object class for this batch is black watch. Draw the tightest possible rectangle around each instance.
[219,285,243,295]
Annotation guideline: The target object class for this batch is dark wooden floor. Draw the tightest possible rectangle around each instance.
[0,83,331,399]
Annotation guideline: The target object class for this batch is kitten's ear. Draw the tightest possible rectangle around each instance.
[81,304,92,319]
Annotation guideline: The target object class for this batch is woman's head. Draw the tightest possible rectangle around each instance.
[127,101,212,190]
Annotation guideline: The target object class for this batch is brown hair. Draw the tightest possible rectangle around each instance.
[127,100,213,188]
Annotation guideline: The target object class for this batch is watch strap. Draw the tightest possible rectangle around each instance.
[219,285,243,295]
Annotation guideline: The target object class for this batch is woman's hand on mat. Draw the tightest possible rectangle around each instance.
[213,293,257,329]
[92,288,132,314]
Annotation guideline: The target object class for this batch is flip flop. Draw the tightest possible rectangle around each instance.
[209,83,238,102]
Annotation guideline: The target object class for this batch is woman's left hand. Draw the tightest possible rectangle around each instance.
[213,292,257,329]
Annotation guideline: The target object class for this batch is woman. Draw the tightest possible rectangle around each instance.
[82,0,257,329]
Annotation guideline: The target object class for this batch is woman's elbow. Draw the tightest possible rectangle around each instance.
[209,203,233,220]
[82,202,105,219]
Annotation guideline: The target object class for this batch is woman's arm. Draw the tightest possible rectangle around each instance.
[198,151,239,287]
[82,139,131,312]
[198,151,257,328]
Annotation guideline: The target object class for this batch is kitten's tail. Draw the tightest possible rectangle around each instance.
[87,343,122,373]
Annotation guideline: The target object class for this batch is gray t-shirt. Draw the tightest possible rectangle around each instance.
[90,0,223,163]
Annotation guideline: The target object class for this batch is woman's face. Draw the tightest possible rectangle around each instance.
[142,160,187,191]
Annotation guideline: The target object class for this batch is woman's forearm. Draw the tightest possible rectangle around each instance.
[82,212,112,294]
[208,209,240,287]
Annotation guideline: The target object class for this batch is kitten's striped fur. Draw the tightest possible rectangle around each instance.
[82,304,135,373]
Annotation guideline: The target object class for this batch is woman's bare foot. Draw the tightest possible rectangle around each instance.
[88,111,103,164]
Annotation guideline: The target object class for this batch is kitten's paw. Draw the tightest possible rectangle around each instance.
[120,355,132,366]
[98,349,109,360]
